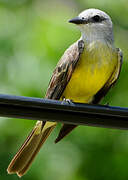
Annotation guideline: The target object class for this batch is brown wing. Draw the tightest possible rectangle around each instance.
[92,48,123,104]
[45,40,84,99]
[45,40,84,144]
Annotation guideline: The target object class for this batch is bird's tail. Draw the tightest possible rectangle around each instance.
[7,121,56,177]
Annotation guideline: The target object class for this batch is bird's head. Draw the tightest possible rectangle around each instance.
[69,9,114,44]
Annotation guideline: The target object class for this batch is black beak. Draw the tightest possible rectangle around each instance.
[69,16,87,24]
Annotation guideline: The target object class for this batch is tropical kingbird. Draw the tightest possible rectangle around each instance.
[7,8,122,177]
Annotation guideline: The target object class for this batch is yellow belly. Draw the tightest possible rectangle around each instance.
[62,42,118,103]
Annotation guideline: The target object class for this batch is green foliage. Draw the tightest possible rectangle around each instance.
[0,0,128,180]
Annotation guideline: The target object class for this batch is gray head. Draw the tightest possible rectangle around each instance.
[69,9,114,44]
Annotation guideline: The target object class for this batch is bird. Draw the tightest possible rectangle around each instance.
[7,8,122,177]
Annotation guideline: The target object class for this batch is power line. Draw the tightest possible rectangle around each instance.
[0,94,128,130]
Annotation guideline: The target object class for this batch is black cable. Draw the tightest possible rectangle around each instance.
[0,94,128,130]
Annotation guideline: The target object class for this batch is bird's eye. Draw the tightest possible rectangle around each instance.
[92,15,101,22]
[82,17,85,20]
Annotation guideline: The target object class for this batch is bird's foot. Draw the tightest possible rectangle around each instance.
[61,97,73,105]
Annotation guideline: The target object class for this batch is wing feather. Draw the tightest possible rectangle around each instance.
[45,40,85,100]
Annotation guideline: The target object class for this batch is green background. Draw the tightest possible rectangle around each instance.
[0,0,128,179]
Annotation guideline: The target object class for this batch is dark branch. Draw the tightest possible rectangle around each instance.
[0,94,128,130]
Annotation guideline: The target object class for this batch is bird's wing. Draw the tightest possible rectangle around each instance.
[45,40,84,144]
[92,48,123,104]
[45,40,85,99]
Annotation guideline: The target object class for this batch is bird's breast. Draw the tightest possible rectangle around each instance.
[62,42,118,103]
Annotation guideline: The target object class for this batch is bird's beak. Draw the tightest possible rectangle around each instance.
[69,16,87,24]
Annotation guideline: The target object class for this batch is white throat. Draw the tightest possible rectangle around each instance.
[80,25,114,46]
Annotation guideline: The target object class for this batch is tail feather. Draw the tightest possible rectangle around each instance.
[17,124,56,177]
[7,121,56,177]
[55,124,77,143]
